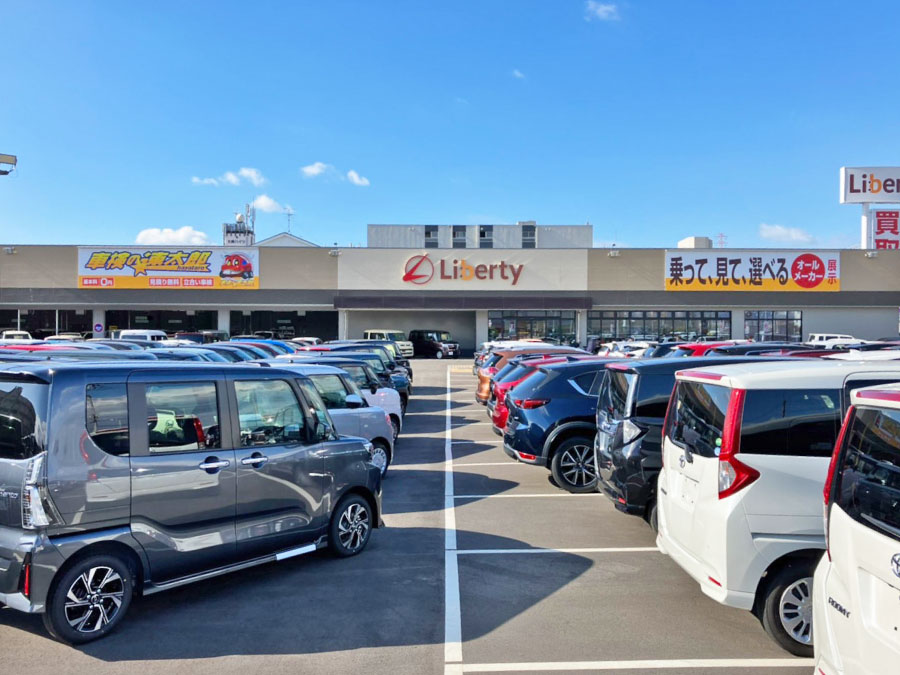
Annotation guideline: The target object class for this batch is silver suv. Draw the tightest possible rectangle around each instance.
[0,362,382,643]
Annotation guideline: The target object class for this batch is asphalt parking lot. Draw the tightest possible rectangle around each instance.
[0,360,814,674]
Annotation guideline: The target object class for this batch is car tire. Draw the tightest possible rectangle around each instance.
[42,553,134,644]
[550,437,598,493]
[759,561,816,657]
[390,415,400,441]
[328,494,373,557]
[371,440,391,477]
[645,501,659,533]
[400,396,408,416]
[435,350,444,360]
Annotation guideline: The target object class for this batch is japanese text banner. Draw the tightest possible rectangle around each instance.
[664,250,840,292]
[77,247,260,290]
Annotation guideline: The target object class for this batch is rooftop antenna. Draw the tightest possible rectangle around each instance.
[285,206,295,233]
[716,232,727,248]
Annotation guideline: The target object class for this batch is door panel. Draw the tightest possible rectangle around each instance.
[128,377,237,582]
[231,377,325,560]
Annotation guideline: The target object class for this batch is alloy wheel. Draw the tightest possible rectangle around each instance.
[63,566,126,634]
[338,502,371,552]
[559,444,598,487]
[779,577,813,645]
[370,445,389,474]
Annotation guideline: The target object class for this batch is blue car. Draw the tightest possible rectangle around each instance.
[502,359,611,493]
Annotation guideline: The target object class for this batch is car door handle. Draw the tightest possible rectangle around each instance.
[198,459,230,472]
[241,455,269,467]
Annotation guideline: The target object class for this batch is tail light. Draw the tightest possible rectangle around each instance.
[824,406,855,560]
[717,389,760,499]
[514,399,549,409]
[19,556,31,598]
[22,453,51,529]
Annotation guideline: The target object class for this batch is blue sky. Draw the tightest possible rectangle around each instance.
[1,1,898,249]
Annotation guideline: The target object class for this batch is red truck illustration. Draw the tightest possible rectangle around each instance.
[219,254,254,280]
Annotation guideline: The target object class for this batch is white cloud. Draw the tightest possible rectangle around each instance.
[135,226,212,246]
[301,161,331,177]
[238,167,266,186]
[512,69,525,79]
[346,169,370,187]
[585,1,619,21]
[759,223,815,244]
[251,194,285,213]
[190,167,266,187]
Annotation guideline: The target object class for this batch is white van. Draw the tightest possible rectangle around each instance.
[363,329,414,358]
[656,360,900,655]
[0,330,32,340]
[116,329,167,342]
[814,383,900,674]
[807,333,858,349]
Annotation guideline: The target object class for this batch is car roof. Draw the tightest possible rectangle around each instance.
[607,355,798,375]
[539,358,617,374]
[273,363,346,376]
[0,361,305,383]
[677,359,900,389]
[851,382,900,409]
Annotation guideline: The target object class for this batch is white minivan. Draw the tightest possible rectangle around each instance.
[814,383,900,674]
[656,360,900,656]
[116,329,167,342]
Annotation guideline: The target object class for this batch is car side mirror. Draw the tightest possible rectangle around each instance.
[345,394,364,409]
[370,383,379,394]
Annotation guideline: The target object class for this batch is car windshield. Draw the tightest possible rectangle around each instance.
[387,332,405,341]
[602,370,634,420]
[439,332,452,341]
[665,380,731,459]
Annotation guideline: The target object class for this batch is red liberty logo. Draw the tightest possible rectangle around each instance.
[403,254,434,284]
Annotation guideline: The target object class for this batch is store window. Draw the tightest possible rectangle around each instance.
[744,310,802,342]
[452,225,467,248]
[587,310,731,341]
[424,225,439,249]
[488,310,576,345]
[479,225,493,249]
[522,224,536,249]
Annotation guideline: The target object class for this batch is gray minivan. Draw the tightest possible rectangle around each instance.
[0,362,382,643]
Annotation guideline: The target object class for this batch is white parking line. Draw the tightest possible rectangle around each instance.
[454,493,603,499]
[451,440,503,444]
[455,658,814,672]
[456,547,658,555]
[453,462,520,467]
[444,366,463,666]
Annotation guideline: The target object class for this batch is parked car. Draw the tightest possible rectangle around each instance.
[320,343,413,387]
[279,364,394,476]
[806,333,859,349]
[595,356,792,532]
[490,354,594,434]
[279,351,410,413]
[173,330,229,344]
[476,346,588,404]
[292,337,323,346]
[710,342,813,356]
[330,339,414,381]
[280,355,404,438]
[363,329,414,358]
[86,339,146,351]
[815,383,900,673]
[150,347,229,362]
[0,362,382,643]
[670,340,748,357]
[0,330,33,340]
[44,333,85,342]
[503,358,610,492]
[656,360,900,655]
[408,329,460,359]
[115,329,167,342]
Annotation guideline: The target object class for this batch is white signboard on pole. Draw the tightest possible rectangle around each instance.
[840,167,900,204]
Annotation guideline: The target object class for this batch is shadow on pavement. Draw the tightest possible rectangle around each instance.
[0,528,592,660]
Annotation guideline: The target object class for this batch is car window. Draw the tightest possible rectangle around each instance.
[635,374,675,419]
[666,381,730,459]
[295,379,335,431]
[85,383,129,456]
[145,382,220,453]
[571,372,598,396]
[0,381,48,460]
[234,380,305,447]
[835,406,900,543]
[605,371,634,420]
[740,389,840,457]
[588,371,604,396]
[310,374,350,409]
[343,365,369,388]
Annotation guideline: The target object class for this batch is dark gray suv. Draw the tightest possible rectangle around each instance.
[0,362,382,643]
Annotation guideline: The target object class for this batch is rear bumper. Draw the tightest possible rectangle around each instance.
[812,558,842,675]
[0,526,65,613]
[503,442,547,466]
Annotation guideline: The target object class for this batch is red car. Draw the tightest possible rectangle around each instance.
[671,340,746,357]
[220,254,254,280]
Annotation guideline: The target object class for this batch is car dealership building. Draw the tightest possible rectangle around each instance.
[1,228,899,349]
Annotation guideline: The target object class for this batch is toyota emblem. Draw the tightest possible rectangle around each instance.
[892,553,900,579]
